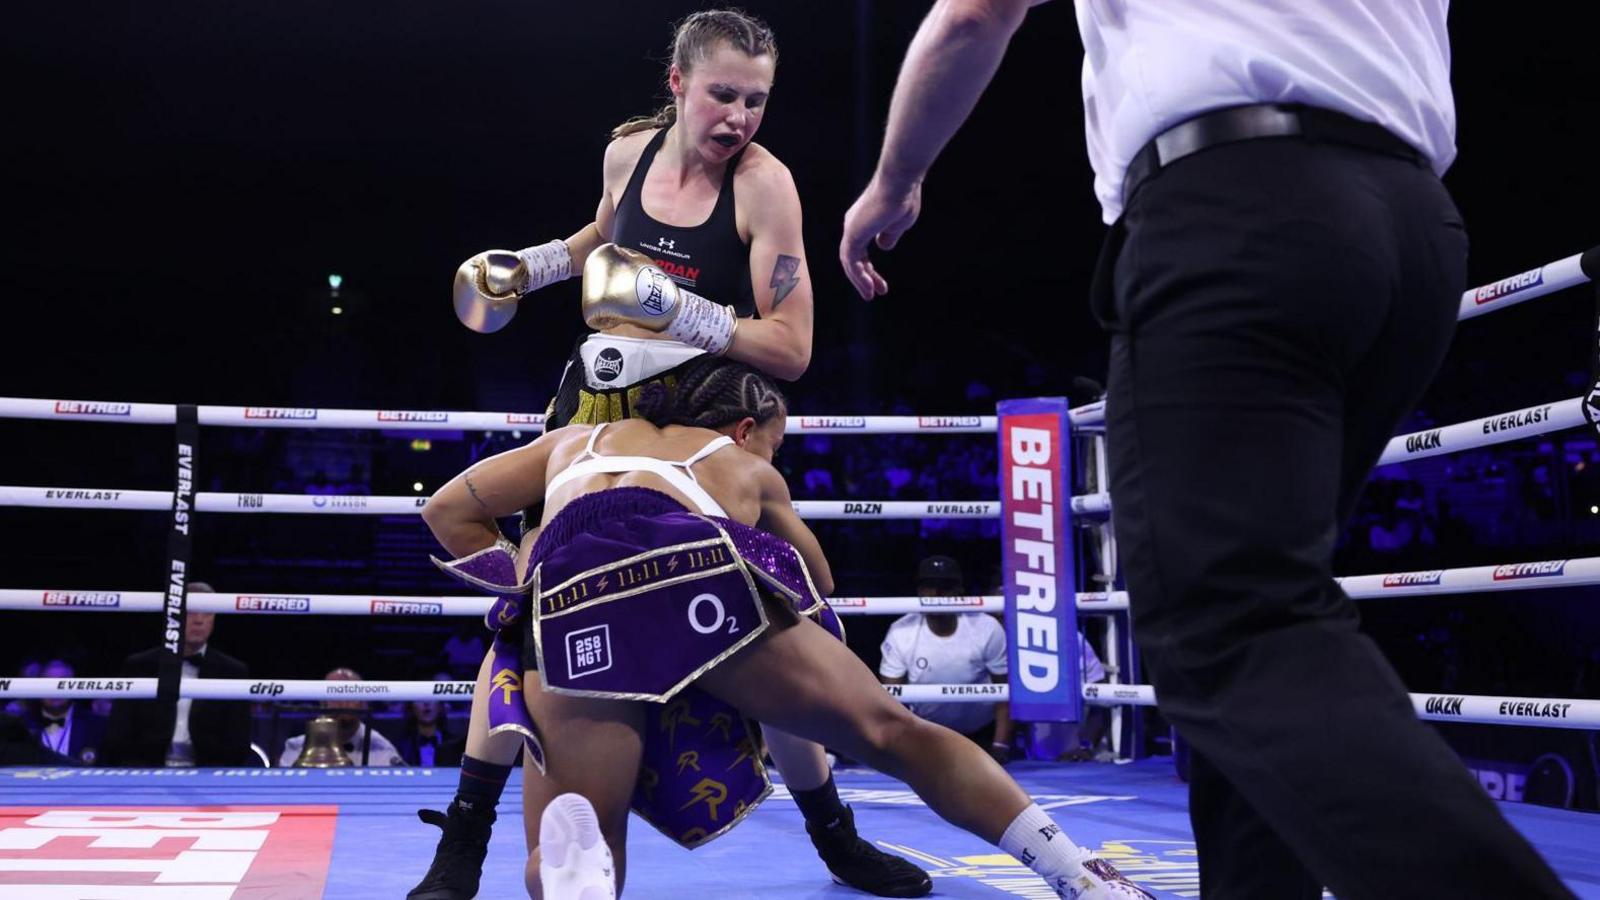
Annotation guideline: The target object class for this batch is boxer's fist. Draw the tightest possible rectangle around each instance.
[581,243,737,354]
[453,240,571,333]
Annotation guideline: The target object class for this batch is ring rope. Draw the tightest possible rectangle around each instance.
[0,590,1129,616]
[0,677,1592,731]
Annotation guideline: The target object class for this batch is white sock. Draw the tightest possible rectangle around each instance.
[999,803,1086,885]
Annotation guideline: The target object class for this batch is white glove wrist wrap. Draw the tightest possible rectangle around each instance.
[515,240,572,294]
[665,291,738,354]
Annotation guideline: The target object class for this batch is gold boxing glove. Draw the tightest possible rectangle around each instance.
[581,243,738,354]
[452,240,572,333]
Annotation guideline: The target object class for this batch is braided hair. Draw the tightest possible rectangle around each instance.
[634,356,787,429]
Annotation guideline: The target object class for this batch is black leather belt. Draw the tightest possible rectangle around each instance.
[1122,103,1426,208]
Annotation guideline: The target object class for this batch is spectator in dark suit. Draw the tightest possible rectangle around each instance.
[394,675,465,768]
[23,658,108,765]
[102,583,255,766]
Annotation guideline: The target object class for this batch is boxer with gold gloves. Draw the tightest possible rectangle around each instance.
[410,10,930,900]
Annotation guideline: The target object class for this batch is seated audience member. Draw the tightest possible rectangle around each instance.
[880,556,1014,764]
[279,667,405,767]
[394,674,465,767]
[102,584,254,767]
[24,659,108,765]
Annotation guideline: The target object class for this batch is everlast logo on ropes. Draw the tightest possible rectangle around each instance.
[244,407,317,420]
[172,444,194,535]
[1482,405,1552,435]
[940,684,1005,697]
[433,682,474,695]
[843,503,883,515]
[1381,571,1445,588]
[43,592,121,608]
[1498,701,1572,719]
[1405,430,1443,454]
[378,411,448,423]
[249,682,286,697]
[45,490,123,502]
[1424,696,1465,716]
[1471,268,1544,305]
[57,680,134,692]
[925,503,989,516]
[54,401,131,416]
[371,600,444,616]
[1492,561,1567,580]
[594,347,625,383]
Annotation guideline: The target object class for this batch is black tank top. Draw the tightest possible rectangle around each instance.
[611,128,758,318]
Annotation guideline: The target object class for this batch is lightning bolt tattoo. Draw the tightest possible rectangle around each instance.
[769,254,801,309]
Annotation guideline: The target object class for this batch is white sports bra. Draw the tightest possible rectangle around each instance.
[544,422,734,517]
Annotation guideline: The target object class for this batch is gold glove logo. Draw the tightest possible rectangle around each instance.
[678,778,728,822]
[635,268,676,316]
[676,751,701,774]
[491,669,521,705]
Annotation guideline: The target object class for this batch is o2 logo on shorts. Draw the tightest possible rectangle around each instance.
[566,625,613,679]
[687,593,740,636]
[594,347,625,383]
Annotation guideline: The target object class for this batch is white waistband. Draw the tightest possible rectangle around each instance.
[579,335,706,390]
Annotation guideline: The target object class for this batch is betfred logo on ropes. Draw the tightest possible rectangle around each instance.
[918,596,984,608]
[828,598,869,608]
[1491,561,1567,580]
[1471,267,1544,305]
[0,806,337,894]
[42,591,121,608]
[236,595,312,613]
[244,407,317,420]
[1381,571,1445,588]
[506,413,542,425]
[377,410,449,423]
[799,416,866,428]
[53,401,131,416]
[917,416,982,429]
[371,600,443,616]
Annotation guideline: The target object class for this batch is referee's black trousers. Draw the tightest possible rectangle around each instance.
[1097,137,1573,899]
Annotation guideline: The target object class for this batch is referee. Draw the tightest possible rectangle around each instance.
[839,2,1572,897]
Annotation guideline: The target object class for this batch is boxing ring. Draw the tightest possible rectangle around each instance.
[1,247,1598,897]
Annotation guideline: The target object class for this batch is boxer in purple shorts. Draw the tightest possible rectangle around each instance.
[423,358,1151,900]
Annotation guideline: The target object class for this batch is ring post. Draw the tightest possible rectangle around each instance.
[998,398,1082,729]
[157,404,199,702]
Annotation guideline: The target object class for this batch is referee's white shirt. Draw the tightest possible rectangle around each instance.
[1075,0,1457,222]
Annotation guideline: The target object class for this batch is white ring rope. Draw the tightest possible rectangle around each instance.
[9,395,1591,520]
[0,677,1591,731]
[0,590,1131,616]
[8,554,1600,618]
[0,399,997,436]
[0,490,1021,520]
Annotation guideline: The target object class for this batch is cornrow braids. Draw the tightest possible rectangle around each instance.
[612,9,779,140]
[635,356,786,430]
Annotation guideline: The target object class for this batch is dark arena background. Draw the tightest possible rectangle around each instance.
[3,3,1599,897]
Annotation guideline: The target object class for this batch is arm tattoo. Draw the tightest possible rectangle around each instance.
[769,254,802,309]
[464,471,490,511]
